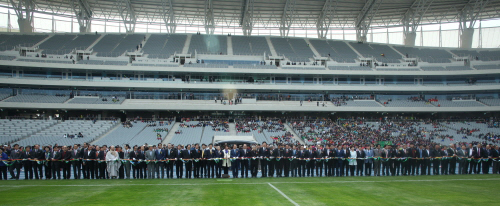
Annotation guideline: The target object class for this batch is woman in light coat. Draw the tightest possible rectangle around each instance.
[348,146,357,176]
[222,145,231,175]
[106,146,121,179]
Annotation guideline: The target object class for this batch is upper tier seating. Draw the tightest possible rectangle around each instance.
[232,36,271,55]
[348,42,400,63]
[0,34,48,51]
[393,46,452,63]
[189,35,227,55]
[328,66,372,71]
[142,34,187,59]
[0,119,58,145]
[38,34,100,54]
[474,64,499,70]
[0,55,16,61]
[271,38,314,62]
[4,94,69,103]
[67,96,126,104]
[93,34,144,57]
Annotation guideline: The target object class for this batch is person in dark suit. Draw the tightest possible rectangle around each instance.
[467,144,477,174]
[194,144,203,178]
[43,146,52,180]
[206,144,215,178]
[431,145,442,175]
[417,145,428,175]
[240,144,250,178]
[183,145,193,179]
[230,144,240,178]
[275,145,284,177]
[175,145,184,178]
[457,145,468,175]
[51,146,62,179]
[96,147,106,179]
[290,145,298,177]
[305,145,315,177]
[60,146,71,179]
[336,145,345,177]
[447,144,458,175]
[259,142,269,177]
[475,144,483,174]
[315,146,324,177]
[395,146,405,176]
[492,145,500,174]
[199,144,207,178]
[32,144,44,179]
[482,145,492,174]
[117,146,125,179]
[9,144,22,179]
[440,145,449,175]
[70,144,82,179]
[215,146,223,178]
[408,144,418,175]
[83,145,96,179]
[155,144,166,179]
[356,146,365,176]
[250,145,259,178]
[283,144,292,177]
[165,144,175,179]
[22,146,33,180]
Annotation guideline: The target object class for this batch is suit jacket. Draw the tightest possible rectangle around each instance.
[52,151,62,160]
[96,151,105,160]
[336,149,345,158]
[166,148,176,159]
[70,149,82,159]
[182,149,192,159]
[155,149,165,160]
[230,149,240,158]
[356,150,366,160]
[239,148,250,158]
[431,149,442,158]
[61,151,71,160]
[32,149,44,160]
[83,149,96,159]
[123,149,132,159]
[457,149,467,158]
[145,150,156,161]
[373,148,381,158]
[305,150,315,159]
[259,147,270,157]
[9,149,22,160]
[364,149,373,163]
[21,151,32,159]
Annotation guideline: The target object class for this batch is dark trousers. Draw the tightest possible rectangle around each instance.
[268,160,275,177]
[365,162,372,176]
[193,161,200,178]
[240,159,249,178]
[373,160,380,176]
[215,162,222,178]
[299,161,306,177]
[306,160,314,177]
[52,162,61,179]
[207,161,215,178]
[283,160,290,177]
[469,160,477,174]
[290,160,298,177]
[337,160,344,176]
[315,161,323,177]
[0,166,7,180]
[44,163,52,179]
[166,161,174,178]
[410,159,418,175]
[62,162,71,179]
[449,159,457,174]
[33,162,43,179]
[356,160,364,176]
[261,160,268,177]
[459,160,467,174]
[175,161,183,178]
[185,161,192,178]
[141,162,147,179]
[72,161,81,179]
[382,161,390,176]
[155,162,165,179]
[231,160,239,178]
[482,160,490,174]
[200,160,207,178]
[84,161,94,179]
[23,161,33,179]
[420,160,428,175]
[441,160,449,175]
[250,160,258,177]
[433,160,440,175]
[350,165,355,176]
[133,163,143,179]
[9,162,21,179]
[275,160,283,177]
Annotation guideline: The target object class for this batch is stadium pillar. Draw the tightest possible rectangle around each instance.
[460,28,474,49]
[18,19,33,33]
[404,32,416,46]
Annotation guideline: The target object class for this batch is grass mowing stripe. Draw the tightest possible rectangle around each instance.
[3,177,499,187]
[268,183,300,206]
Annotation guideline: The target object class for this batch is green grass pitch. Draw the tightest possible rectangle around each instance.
[1,175,499,206]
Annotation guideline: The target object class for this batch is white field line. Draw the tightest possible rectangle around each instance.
[3,178,500,187]
[268,183,300,206]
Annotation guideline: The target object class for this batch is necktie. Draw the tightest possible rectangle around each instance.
[202,150,205,157]
[27,152,28,156]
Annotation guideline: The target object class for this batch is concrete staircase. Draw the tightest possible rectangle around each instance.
[229,123,237,136]
[227,36,233,55]
[284,123,305,145]
[181,34,192,54]
[90,122,121,144]
[304,38,321,57]
[265,36,278,56]
[162,122,180,144]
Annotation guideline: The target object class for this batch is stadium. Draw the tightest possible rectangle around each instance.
[0,0,500,205]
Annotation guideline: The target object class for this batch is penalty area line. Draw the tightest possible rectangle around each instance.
[267,182,300,206]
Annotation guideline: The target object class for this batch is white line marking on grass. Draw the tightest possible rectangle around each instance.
[3,178,500,187]
[268,183,300,206]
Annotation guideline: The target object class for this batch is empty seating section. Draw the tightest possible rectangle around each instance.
[446,66,473,70]
[14,120,116,146]
[376,68,421,71]
[38,35,77,54]
[5,94,69,103]
[93,34,143,57]
[127,122,175,146]
[474,64,499,70]
[169,121,203,145]
[0,34,48,50]
[348,42,400,63]
[131,63,179,67]
[0,55,16,61]
[0,92,11,101]
[327,40,358,63]
[67,96,125,104]
[77,60,128,65]
[200,126,229,145]
[233,64,277,69]
[184,63,228,68]
[143,34,187,59]
[477,50,500,61]
[451,49,500,61]
[450,49,479,57]
[282,66,325,70]
[189,35,227,55]
[232,36,271,55]
[393,46,452,63]
[94,122,148,146]
[328,66,372,71]
[0,119,58,145]
[420,66,446,71]
[479,99,500,106]
[431,100,485,107]
[271,38,314,62]
[343,100,381,107]
[17,58,73,64]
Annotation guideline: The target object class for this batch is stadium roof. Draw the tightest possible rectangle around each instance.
[2,0,500,35]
